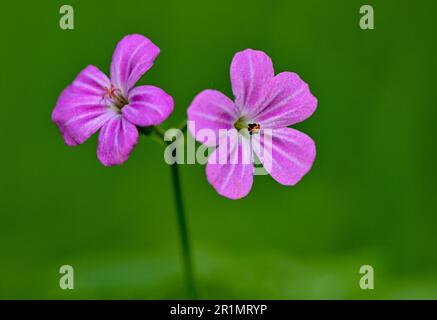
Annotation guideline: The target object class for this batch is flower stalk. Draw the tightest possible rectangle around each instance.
[140,126,197,299]
[169,151,197,299]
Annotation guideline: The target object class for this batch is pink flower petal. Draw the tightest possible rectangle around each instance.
[206,136,254,199]
[122,85,173,127]
[52,65,115,146]
[254,127,316,186]
[187,89,238,146]
[230,49,274,118]
[97,115,139,166]
[253,72,317,128]
[110,34,160,95]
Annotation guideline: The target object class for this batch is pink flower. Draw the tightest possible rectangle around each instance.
[187,49,317,199]
[52,34,174,166]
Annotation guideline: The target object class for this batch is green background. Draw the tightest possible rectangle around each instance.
[1,0,436,299]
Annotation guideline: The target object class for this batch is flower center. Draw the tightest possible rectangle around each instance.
[102,84,128,109]
[234,117,261,135]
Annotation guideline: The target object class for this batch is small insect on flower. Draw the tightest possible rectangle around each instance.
[247,123,261,136]
[52,34,174,166]
[187,49,317,200]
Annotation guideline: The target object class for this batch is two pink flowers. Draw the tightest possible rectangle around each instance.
[52,34,317,199]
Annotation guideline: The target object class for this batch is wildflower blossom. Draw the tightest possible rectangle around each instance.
[188,49,317,199]
[52,34,173,166]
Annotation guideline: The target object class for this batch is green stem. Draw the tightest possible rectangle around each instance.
[139,125,197,299]
[177,121,188,132]
[169,158,197,299]
[151,125,166,139]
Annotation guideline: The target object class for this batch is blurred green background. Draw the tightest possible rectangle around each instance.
[1,0,436,299]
